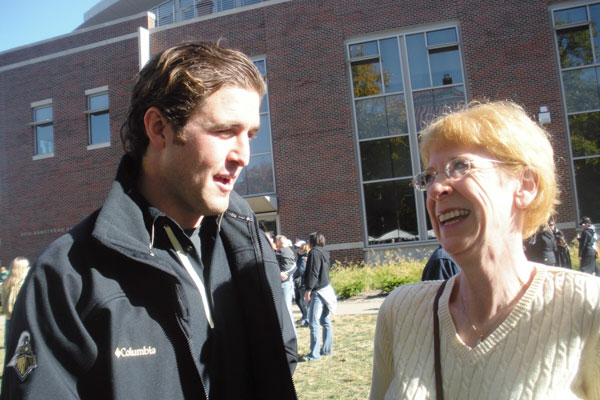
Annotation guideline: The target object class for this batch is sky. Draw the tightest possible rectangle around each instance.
[0,0,102,53]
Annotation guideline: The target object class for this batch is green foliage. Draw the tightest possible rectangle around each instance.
[331,251,424,299]
[336,279,366,299]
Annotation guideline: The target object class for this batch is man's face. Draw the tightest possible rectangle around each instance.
[159,86,261,227]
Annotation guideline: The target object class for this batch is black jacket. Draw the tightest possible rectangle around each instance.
[304,247,330,292]
[525,228,557,266]
[1,156,297,400]
[421,246,461,281]
[579,227,597,258]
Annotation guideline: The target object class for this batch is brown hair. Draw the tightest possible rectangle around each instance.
[121,41,266,160]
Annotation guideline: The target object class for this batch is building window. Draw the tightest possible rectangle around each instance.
[233,58,276,197]
[151,0,262,26]
[31,99,54,158]
[552,3,600,222]
[86,88,110,148]
[348,26,466,246]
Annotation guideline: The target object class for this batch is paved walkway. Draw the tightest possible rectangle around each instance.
[293,292,387,317]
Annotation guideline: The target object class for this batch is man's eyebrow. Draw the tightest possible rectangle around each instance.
[202,121,261,133]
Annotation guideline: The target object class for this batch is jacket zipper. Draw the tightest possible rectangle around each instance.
[253,217,298,397]
[175,314,210,400]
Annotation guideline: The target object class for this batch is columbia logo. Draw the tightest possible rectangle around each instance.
[114,346,157,359]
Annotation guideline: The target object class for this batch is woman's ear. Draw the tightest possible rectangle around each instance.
[143,107,169,150]
[515,167,538,209]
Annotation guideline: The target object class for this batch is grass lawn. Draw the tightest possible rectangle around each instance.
[293,313,377,399]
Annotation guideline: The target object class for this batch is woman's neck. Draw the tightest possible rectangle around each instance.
[448,240,536,347]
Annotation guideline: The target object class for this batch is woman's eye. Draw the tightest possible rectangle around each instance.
[450,160,469,174]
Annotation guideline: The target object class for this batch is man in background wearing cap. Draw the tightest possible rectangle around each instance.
[578,217,599,275]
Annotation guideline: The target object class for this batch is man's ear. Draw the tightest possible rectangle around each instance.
[143,107,169,150]
[515,167,538,209]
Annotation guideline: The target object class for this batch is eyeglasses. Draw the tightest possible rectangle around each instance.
[413,157,508,191]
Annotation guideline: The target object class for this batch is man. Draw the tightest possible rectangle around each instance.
[421,245,460,281]
[1,42,297,399]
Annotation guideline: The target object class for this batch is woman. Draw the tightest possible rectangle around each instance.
[303,232,336,361]
[578,217,598,275]
[370,101,600,399]
[275,235,297,335]
[1,257,30,346]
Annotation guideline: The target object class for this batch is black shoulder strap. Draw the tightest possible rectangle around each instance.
[433,280,447,400]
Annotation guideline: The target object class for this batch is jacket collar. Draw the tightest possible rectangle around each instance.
[91,154,251,269]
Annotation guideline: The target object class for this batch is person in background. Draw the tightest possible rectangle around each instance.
[303,232,336,361]
[275,235,298,336]
[1,42,297,399]
[578,217,598,275]
[0,266,9,283]
[1,257,30,347]
[421,245,461,281]
[371,101,600,399]
[524,222,557,266]
[293,240,309,327]
[550,220,572,269]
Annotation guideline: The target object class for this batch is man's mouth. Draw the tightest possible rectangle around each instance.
[438,209,470,226]
[214,174,235,189]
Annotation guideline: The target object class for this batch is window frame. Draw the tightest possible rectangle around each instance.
[30,98,54,160]
[233,57,277,199]
[85,86,110,150]
[347,23,467,247]
[552,1,600,223]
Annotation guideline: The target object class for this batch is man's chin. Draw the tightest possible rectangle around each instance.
[202,196,230,216]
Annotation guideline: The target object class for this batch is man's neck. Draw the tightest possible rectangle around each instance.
[137,161,204,229]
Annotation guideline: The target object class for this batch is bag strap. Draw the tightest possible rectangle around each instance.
[433,279,448,400]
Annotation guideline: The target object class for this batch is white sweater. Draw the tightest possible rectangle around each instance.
[370,266,600,399]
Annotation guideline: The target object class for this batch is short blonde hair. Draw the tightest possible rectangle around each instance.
[419,101,558,239]
[275,235,293,248]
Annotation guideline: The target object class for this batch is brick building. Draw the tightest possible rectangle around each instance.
[0,0,598,265]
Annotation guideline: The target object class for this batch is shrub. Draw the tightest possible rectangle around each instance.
[330,251,424,299]
[336,279,366,299]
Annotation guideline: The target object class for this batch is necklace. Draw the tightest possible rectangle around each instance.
[470,323,484,344]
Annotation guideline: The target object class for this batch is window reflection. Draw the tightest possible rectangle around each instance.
[349,41,379,58]
[380,38,403,93]
[90,113,110,144]
[251,114,271,154]
[360,136,411,181]
[35,106,52,121]
[413,86,465,131]
[246,154,275,194]
[429,46,462,86]
[554,6,588,26]
[385,95,408,136]
[574,157,600,222]
[356,97,386,139]
[364,179,418,245]
[407,33,430,90]
[427,28,458,46]
[563,67,600,113]
[557,25,593,68]
[569,112,600,157]
[352,59,382,97]
[36,125,54,155]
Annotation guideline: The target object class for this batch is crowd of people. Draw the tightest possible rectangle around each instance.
[0,41,599,400]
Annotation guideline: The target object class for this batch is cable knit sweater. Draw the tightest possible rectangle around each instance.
[370,266,600,399]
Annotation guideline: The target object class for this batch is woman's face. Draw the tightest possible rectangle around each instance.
[425,144,522,257]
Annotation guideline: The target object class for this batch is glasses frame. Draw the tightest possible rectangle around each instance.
[413,157,510,191]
